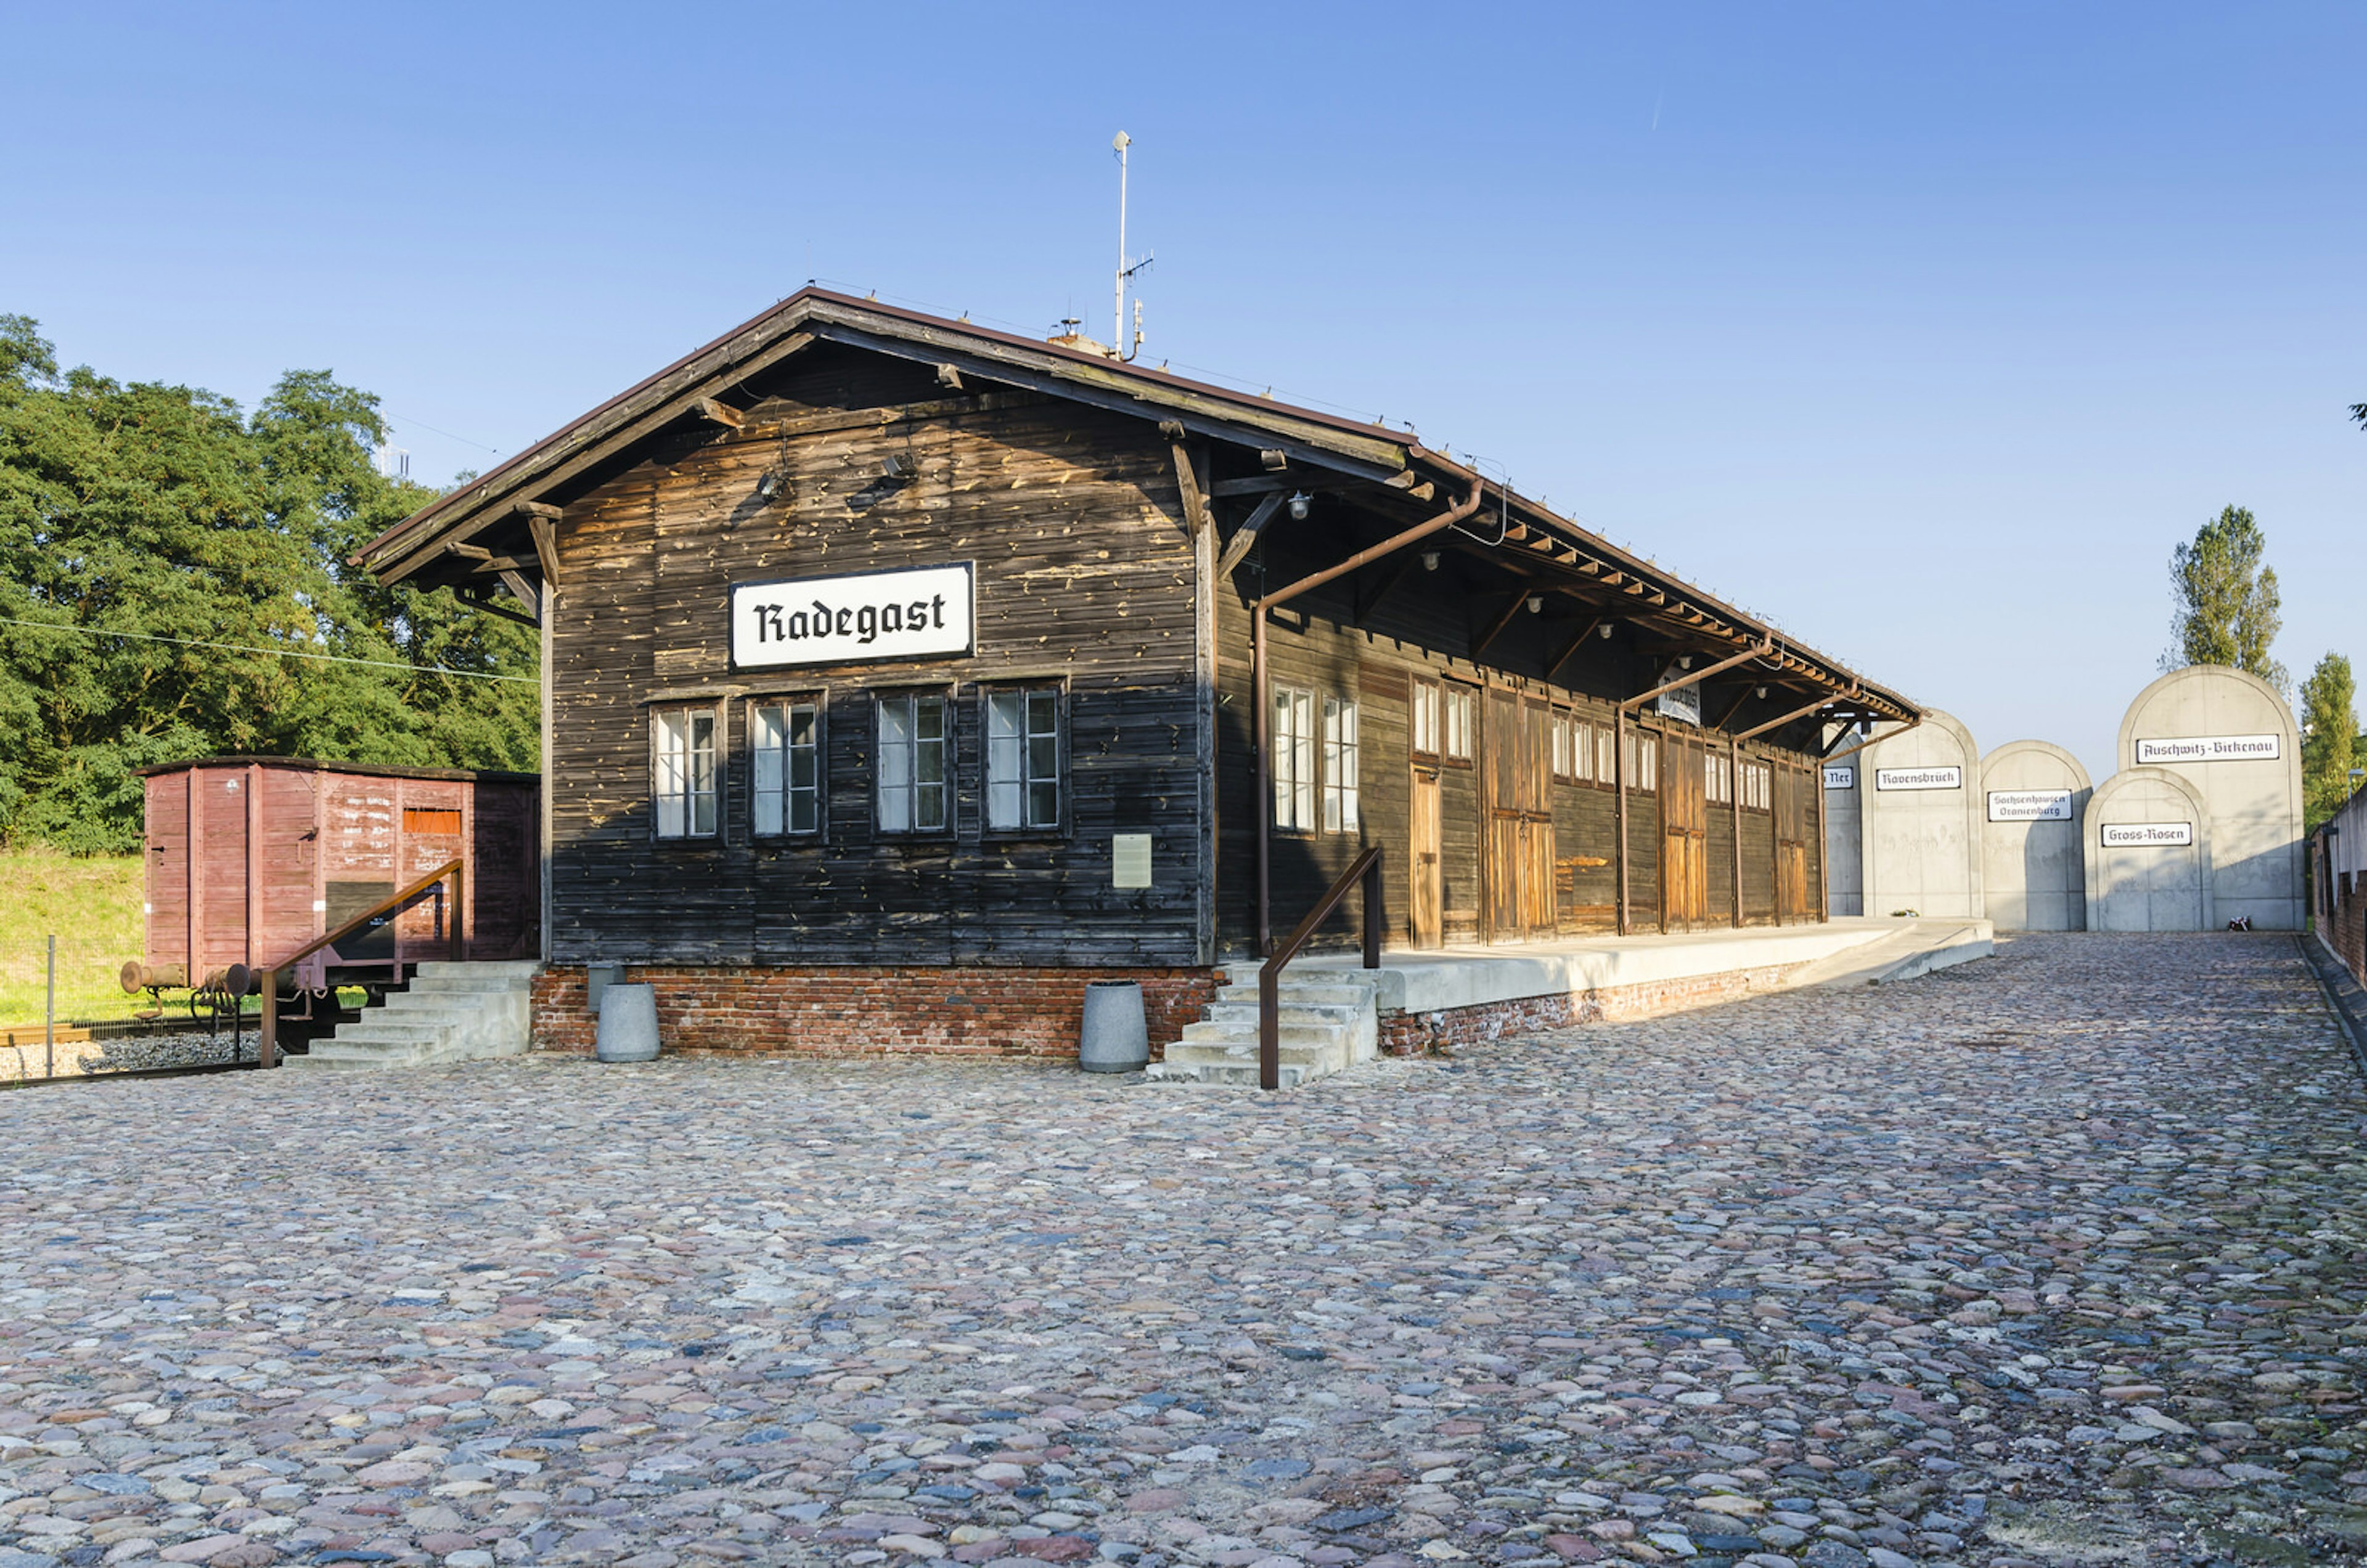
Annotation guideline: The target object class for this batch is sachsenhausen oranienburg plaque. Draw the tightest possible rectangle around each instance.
[1987,790,2074,823]
[1874,766,1961,791]
[731,563,975,670]
[2101,822,2193,848]
[2134,733,2279,764]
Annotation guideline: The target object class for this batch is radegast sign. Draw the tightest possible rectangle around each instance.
[1987,790,2075,823]
[2101,821,2194,848]
[1874,766,1962,791]
[2135,733,2281,764]
[730,563,975,670]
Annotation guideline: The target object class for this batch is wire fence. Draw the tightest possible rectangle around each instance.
[1,937,260,1086]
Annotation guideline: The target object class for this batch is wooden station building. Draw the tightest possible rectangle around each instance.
[358,289,1920,1056]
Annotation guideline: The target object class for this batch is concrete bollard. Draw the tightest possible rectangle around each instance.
[1079,980,1148,1072]
[595,982,661,1063]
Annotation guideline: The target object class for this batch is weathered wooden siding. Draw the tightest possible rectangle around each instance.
[544,353,1204,968]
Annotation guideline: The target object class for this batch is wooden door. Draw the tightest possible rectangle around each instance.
[1661,728,1710,929]
[1484,691,1556,941]
[1411,766,1443,949]
[1775,761,1811,922]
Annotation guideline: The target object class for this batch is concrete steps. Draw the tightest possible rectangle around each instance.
[1146,965,1380,1088]
[284,960,538,1071]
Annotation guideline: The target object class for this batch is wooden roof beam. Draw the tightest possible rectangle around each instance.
[693,397,743,430]
[1216,489,1288,578]
[1471,590,1537,659]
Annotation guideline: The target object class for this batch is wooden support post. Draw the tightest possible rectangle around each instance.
[1471,591,1533,660]
[1215,489,1286,578]
[1731,737,1744,929]
[259,971,277,1070]
[1169,440,1213,538]
[1824,759,1838,924]
[1547,616,1608,681]
[519,503,562,586]
[1614,708,1630,936]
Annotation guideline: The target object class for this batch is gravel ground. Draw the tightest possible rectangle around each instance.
[1,931,2362,1568]
[0,1026,258,1084]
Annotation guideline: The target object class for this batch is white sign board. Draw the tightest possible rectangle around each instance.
[1112,833,1153,889]
[1987,790,2075,823]
[1874,766,1962,791]
[730,564,975,671]
[2101,821,2194,848]
[1656,683,1703,726]
[1822,766,1855,790]
[2135,733,2280,764]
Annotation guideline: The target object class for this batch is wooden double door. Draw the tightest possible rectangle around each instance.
[1484,690,1556,942]
[1661,727,1711,929]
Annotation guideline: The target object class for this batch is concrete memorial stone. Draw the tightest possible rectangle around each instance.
[2116,665,2302,929]
[2084,766,2213,931]
[1856,709,1984,918]
[1979,739,2091,931]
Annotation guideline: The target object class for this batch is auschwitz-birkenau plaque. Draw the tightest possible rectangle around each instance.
[2101,821,2194,848]
[1874,765,1961,791]
[2134,733,2280,764]
[730,563,975,670]
[1987,789,2074,823]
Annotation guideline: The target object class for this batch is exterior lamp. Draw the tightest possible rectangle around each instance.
[1421,550,1441,571]
[1287,491,1312,520]
[1526,595,1543,613]
[1598,623,1614,639]
[1677,655,1693,670]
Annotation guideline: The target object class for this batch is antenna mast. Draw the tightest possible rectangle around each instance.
[1114,131,1129,352]
[1112,132,1151,361]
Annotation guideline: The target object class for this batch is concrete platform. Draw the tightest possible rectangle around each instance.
[1261,916,1994,1023]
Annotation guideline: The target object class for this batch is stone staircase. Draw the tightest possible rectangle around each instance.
[1146,962,1380,1087]
[284,960,538,1071]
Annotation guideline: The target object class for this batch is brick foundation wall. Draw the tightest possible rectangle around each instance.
[532,965,1219,1062]
[1377,962,1809,1056]
[2331,870,2367,989]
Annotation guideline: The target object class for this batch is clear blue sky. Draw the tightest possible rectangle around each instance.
[9,3,2361,783]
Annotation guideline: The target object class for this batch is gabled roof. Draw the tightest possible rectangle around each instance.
[356,287,1916,723]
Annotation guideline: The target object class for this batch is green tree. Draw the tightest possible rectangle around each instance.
[2164,504,2286,691]
[0,316,537,852]
[2300,653,2359,824]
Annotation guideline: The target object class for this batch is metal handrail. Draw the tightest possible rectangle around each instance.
[256,859,465,1068]
[1259,844,1383,1090]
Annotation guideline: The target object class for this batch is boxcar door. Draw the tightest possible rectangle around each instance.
[1661,728,1709,929]
[1411,765,1443,949]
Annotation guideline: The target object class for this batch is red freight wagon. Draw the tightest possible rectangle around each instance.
[137,757,539,997]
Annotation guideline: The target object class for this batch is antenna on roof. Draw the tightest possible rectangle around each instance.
[1113,132,1152,362]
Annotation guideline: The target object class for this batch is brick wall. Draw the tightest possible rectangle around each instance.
[2331,869,2367,988]
[533,965,1219,1061]
[1376,962,1809,1056]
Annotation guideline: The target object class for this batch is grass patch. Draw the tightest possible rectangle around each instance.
[0,849,147,1025]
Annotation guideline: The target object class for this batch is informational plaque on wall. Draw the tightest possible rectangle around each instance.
[2101,822,2193,847]
[1987,790,2074,822]
[1874,766,1962,791]
[1822,766,1855,790]
[2134,733,2279,764]
[730,563,975,670]
[1111,833,1153,889]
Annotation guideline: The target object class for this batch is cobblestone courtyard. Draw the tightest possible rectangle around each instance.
[4,934,2365,1568]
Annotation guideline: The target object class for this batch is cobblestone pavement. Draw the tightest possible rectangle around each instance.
[3,933,2364,1568]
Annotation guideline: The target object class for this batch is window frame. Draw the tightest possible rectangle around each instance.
[1322,695,1360,834]
[650,701,724,844]
[1272,684,1318,833]
[981,681,1068,838]
[874,687,954,837]
[1623,726,1659,794]
[748,693,825,840]
[1410,677,1442,761]
[1441,682,1477,767]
